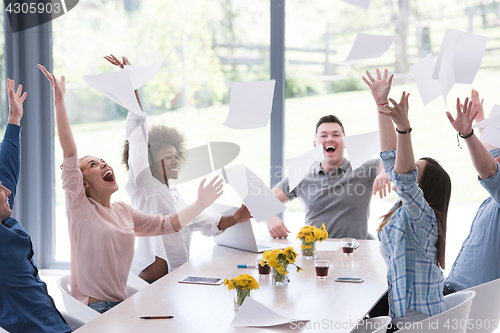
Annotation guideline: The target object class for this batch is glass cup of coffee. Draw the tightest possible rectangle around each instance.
[256,259,271,275]
[314,260,331,279]
[341,238,356,256]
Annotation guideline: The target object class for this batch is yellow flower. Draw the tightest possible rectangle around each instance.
[301,244,311,249]
[305,235,314,243]
[225,274,259,291]
[260,259,266,266]
[223,278,228,286]
[278,267,285,274]
[296,266,303,272]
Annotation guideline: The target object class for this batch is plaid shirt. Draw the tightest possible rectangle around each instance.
[379,150,445,318]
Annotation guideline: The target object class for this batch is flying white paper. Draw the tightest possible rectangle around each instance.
[473,105,500,129]
[432,28,488,106]
[477,105,500,148]
[339,0,370,9]
[83,52,172,115]
[224,164,286,222]
[410,53,442,106]
[286,144,324,192]
[342,131,380,170]
[338,33,395,65]
[230,297,309,327]
[223,80,276,129]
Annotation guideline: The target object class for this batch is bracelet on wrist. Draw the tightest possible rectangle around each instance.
[458,129,474,139]
[395,127,412,134]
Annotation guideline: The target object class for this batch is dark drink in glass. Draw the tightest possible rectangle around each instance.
[257,262,271,275]
[343,246,354,254]
[314,260,330,279]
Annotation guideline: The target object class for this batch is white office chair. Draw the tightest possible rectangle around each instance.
[352,316,391,333]
[57,275,100,324]
[396,290,476,332]
[58,273,144,324]
[127,270,149,292]
[463,278,500,333]
[60,310,87,330]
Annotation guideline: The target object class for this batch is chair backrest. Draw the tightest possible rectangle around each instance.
[352,316,392,333]
[464,278,500,333]
[57,275,100,323]
[397,291,476,333]
[60,310,87,330]
[127,271,149,295]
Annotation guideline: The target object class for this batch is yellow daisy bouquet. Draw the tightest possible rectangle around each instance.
[262,247,303,285]
[224,274,259,309]
[297,224,328,258]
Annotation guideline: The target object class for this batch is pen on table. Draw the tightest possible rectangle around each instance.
[237,264,255,268]
[140,316,174,319]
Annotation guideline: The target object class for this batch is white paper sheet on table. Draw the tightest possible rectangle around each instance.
[473,105,500,129]
[83,52,172,115]
[342,131,380,171]
[286,144,324,192]
[339,0,370,9]
[432,28,487,106]
[230,297,309,327]
[224,164,286,222]
[338,33,395,65]
[316,241,342,252]
[410,53,442,106]
[223,80,276,129]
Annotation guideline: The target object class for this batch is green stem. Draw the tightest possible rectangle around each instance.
[301,240,316,257]
[236,287,250,306]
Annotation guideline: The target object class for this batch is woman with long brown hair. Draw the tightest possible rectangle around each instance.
[363,69,451,327]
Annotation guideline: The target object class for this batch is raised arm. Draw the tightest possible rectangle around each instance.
[7,78,27,126]
[0,79,27,206]
[363,69,397,152]
[447,97,497,180]
[38,65,77,158]
[470,89,496,151]
[380,92,414,174]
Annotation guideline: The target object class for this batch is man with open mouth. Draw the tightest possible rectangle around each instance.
[265,115,390,240]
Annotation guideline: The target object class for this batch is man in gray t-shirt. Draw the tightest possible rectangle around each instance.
[265,115,390,239]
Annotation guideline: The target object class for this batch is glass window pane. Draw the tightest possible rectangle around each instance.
[52,0,270,262]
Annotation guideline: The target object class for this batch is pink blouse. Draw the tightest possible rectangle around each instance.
[61,157,180,304]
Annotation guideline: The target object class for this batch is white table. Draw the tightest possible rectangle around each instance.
[75,239,387,332]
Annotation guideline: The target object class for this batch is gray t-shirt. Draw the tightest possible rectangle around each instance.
[277,158,380,239]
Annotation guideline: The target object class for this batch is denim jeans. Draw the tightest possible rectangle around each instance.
[88,300,121,314]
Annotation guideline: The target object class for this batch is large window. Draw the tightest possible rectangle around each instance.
[52,0,271,263]
[284,0,500,272]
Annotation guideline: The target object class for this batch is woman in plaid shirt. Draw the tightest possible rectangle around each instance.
[363,69,451,328]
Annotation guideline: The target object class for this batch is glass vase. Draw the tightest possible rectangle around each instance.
[301,240,316,259]
[272,267,289,286]
[234,287,251,310]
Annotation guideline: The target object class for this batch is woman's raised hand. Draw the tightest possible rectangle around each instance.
[362,68,394,105]
[197,175,224,208]
[380,91,411,132]
[104,54,131,68]
[446,97,477,135]
[37,65,65,101]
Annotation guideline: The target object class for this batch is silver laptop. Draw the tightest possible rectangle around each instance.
[209,204,283,253]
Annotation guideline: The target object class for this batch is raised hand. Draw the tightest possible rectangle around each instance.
[446,97,477,136]
[197,175,224,208]
[7,78,27,126]
[233,204,252,223]
[37,65,65,101]
[470,89,484,123]
[104,54,132,68]
[362,68,394,105]
[380,92,411,132]
[372,171,391,198]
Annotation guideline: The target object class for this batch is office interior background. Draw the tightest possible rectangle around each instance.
[0,0,499,276]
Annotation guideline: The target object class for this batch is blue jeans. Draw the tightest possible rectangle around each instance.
[88,300,121,314]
